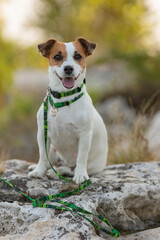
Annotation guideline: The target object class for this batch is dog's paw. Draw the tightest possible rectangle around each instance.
[28,167,45,178]
[28,164,37,171]
[73,169,89,184]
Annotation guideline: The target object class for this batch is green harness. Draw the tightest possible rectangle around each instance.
[0,82,120,237]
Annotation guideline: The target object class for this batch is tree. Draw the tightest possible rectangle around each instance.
[33,0,149,55]
[0,1,17,106]
[0,33,17,106]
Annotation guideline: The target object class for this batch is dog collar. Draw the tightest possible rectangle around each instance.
[49,78,86,99]
[44,80,85,116]
[47,92,85,116]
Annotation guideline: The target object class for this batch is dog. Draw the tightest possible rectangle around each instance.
[28,37,108,184]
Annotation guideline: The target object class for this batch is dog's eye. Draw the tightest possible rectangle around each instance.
[74,53,82,61]
[54,54,63,61]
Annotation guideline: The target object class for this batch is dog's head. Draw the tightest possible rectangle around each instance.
[38,37,96,90]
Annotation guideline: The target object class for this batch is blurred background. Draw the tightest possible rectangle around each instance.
[0,0,160,168]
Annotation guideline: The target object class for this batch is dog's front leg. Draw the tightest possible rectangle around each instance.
[73,131,92,184]
[29,128,50,178]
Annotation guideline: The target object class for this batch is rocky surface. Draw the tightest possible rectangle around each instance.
[1,159,160,240]
[110,227,160,240]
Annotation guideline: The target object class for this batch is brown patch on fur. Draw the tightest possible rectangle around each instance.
[73,40,87,71]
[38,39,67,67]
[38,39,56,58]
[38,37,96,69]
[49,41,67,67]
[76,37,96,56]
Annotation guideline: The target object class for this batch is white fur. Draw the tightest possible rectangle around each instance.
[29,42,108,184]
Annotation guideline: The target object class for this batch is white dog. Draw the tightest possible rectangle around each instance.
[29,37,108,184]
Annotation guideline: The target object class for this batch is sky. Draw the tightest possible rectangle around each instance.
[146,0,160,46]
[1,0,43,46]
[1,0,160,46]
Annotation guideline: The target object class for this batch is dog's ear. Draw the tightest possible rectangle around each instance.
[37,39,56,58]
[76,37,96,56]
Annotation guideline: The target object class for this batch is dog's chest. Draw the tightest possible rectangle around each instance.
[48,108,79,148]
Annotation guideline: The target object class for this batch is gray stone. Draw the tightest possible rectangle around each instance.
[87,62,135,94]
[146,111,160,160]
[96,96,136,125]
[13,68,49,97]
[1,159,160,239]
[107,227,160,240]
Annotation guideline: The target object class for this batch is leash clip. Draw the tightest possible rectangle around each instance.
[44,87,51,102]
[46,87,51,97]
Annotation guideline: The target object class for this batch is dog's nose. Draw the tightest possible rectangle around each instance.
[64,65,74,75]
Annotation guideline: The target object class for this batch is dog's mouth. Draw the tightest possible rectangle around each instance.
[56,73,80,89]
[62,77,75,89]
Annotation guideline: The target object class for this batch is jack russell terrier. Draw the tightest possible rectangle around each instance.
[28,37,108,184]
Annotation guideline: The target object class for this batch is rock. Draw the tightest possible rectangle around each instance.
[146,111,160,160]
[96,96,136,125]
[13,68,49,96]
[87,62,135,94]
[1,159,160,239]
[107,227,160,240]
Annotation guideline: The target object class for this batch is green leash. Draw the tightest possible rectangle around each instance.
[0,88,120,237]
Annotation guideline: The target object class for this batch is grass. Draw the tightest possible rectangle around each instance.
[0,161,6,175]
[108,116,155,165]
[0,150,9,175]
[107,94,159,165]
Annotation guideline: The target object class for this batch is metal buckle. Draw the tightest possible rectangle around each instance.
[43,87,51,102]
[46,87,51,97]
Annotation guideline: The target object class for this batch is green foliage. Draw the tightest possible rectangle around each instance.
[34,0,148,55]
[0,33,17,98]
[0,91,38,161]
[0,92,35,128]
[125,52,160,87]
[0,32,47,107]
[16,46,48,69]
